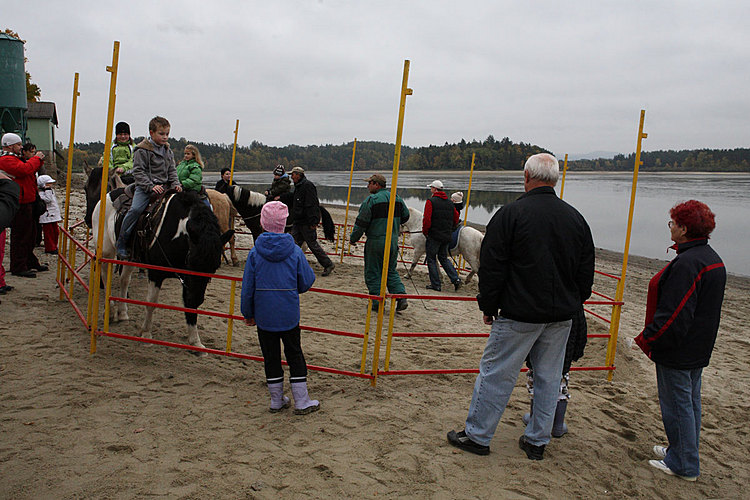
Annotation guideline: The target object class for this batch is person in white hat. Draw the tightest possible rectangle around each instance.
[0,133,46,278]
[37,175,62,254]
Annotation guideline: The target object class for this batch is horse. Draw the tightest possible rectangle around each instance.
[400,206,484,282]
[84,167,239,267]
[91,190,234,350]
[221,183,336,243]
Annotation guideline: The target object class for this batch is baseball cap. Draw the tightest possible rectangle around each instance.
[1,133,22,147]
[427,180,444,189]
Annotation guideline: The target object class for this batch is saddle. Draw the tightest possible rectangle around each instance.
[113,185,175,262]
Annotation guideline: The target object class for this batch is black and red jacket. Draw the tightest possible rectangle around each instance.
[634,238,726,369]
[423,190,458,243]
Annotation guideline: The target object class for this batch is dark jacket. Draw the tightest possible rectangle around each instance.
[267,174,292,200]
[477,186,595,323]
[0,178,20,231]
[350,188,410,242]
[240,232,316,331]
[214,179,229,194]
[423,191,458,243]
[0,152,43,203]
[291,176,321,226]
[634,238,726,369]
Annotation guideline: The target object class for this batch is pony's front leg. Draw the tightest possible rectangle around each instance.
[140,280,161,339]
[115,265,135,321]
[183,282,207,354]
[230,235,239,266]
[407,235,426,278]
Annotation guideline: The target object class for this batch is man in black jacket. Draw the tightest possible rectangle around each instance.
[422,180,461,291]
[447,153,594,460]
[289,167,334,276]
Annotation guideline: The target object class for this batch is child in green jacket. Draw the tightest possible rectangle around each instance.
[176,144,210,207]
[111,121,135,184]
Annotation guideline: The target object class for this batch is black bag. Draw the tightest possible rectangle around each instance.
[32,192,46,219]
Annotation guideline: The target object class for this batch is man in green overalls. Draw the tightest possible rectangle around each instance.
[350,174,410,312]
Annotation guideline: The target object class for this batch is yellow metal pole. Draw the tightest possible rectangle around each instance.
[227,281,236,352]
[340,139,357,262]
[371,60,412,387]
[605,110,647,380]
[90,41,120,355]
[59,73,80,300]
[458,153,476,272]
[229,119,239,185]
[559,153,569,200]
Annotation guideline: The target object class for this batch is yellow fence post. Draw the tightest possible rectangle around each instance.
[605,110,647,380]
[229,119,239,185]
[59,73,80,300]
[458,152,476,272]
[90,41,120,355]
[371,60,412,387]
[559,153,569,200]
[340,139,357,262]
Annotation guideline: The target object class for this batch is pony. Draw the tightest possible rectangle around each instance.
[91,190,234,350]
[84,167,239,267]
[400,206,484,282]
[221,183,336,243]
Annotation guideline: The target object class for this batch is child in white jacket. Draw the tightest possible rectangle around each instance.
[37,175,62,254]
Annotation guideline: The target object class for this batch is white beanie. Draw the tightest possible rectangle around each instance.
[451,192,464,203]
[2,133,22,147]
[37,175,55,188]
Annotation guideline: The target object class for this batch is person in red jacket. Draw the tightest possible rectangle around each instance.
[422,180,461,291]
[0,133,46,277]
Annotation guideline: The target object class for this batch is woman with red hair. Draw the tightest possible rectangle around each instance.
[635,200,726,481]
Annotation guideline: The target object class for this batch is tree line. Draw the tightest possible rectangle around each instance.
[59,137,750,173]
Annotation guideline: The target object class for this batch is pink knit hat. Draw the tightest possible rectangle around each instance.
[261,201,288,233]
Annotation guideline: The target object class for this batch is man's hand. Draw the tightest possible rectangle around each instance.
[244,318,256,326]
[115,167,124,175]
[174,185,182,192]
[35,152,45,160]
[153,185,165,194]
[483,314,495,325]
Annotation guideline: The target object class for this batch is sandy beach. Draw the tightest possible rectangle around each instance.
[1,178,748,499]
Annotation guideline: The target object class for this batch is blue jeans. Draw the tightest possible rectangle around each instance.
[465,317,572,447]
[426,237,458,289]
[656,364,702,477]
[117,187,151,251]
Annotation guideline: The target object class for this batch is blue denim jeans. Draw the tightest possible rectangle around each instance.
[465,317,572,447]
[425,237,458,289]
[656,364,702,477]
[117,187,151,251]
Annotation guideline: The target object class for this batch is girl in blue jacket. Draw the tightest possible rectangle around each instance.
[241,201,319,414]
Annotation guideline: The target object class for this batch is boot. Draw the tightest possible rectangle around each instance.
[396,298,408,311]
[267,382,290,413]
[522,399,533,425]
[291,382,320,415]
[551,399,568,438]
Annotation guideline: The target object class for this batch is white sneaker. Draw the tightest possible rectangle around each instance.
[653,445,668,459]
[648,460,697,482]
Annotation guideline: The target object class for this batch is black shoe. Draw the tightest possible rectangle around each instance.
[447,430,490,456]
[453,279,462,291]
[396,298,408,311]
[518,435,545,460]
[322,263,335,276]
[426,284,441,291]
[370,300,379,312]
[32,264,49,272]
[45,250,58,255]
[0,285,13,294]
[12,270,37,278]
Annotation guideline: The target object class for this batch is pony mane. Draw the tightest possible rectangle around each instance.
[182,193,223,272]
[230,185,265,207]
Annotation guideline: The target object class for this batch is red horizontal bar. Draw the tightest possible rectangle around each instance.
[302,325,365,339]
[584,308,611,323]
[379,365,615,376]
[393,332,489,338]
[57,252,90,292]
[309,287,381,301]
[387,293,477,301]
[58,278,88,327]
[96,330,373,379]
[591,290,616,302]
[101,257,244,282]
[595,270,621,280]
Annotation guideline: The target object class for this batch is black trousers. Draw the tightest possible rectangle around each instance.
[257,325,308,384]
[10,203,41,274]
[291,223,332,268]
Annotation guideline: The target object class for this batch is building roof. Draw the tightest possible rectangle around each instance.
[27,101,58,126]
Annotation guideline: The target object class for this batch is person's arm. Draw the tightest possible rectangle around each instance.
[167,151,181,190]
[350,198,372,243]
[422,199,433,235]
[476,209,510,317]
[634,258,703,356]
[132,149,154,191]
[452,205,460,228]
[399,199,410,226]
[297,247,316,293]
[0,177,20,231]
[240,251,257,325]
[576,221,595,302]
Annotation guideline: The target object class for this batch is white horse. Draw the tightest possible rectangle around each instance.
[400,206,483,282]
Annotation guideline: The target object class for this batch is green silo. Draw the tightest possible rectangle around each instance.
[0,32,28,138]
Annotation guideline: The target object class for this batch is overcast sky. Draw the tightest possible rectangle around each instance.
[5,1,748,159]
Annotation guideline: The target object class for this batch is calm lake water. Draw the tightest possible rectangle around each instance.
[206,171,750,277]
